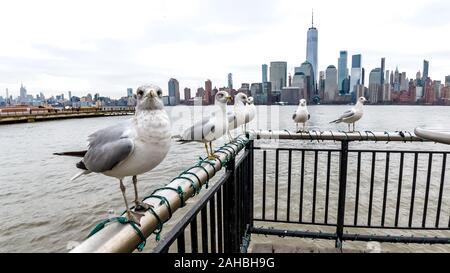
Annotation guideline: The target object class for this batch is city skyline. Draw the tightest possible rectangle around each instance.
[0,0,450,98]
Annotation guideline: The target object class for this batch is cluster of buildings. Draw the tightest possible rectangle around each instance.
[0,84,137,109]
[2,12,450,108]
[165,12,450,106]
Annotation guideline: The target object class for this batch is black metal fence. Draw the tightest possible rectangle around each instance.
[155,133,450,252]
[153,141,254,253]
[251,139,450,247]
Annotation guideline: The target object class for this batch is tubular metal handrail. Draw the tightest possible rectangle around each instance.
[70,136,248,253]
[252,130,426,142]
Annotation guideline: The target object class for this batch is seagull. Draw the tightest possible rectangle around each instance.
[54,85,171,225]
[330,96,367,132]
[227,92,248,139]
[293,99,310,132]
[179,91,232,160]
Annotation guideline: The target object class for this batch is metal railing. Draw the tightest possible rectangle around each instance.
[251,130,450,247]
[153,140,254,253]
[72,130,450,253]
[70,136,251,253]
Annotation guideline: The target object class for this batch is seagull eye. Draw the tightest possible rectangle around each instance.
[157,90,162,96]
[137,90,144,96]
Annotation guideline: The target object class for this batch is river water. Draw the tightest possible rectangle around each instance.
[1,105,450,252]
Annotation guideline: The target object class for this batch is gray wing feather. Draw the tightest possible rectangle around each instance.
[183,117,215,141]
[83,119,134,172]
[339,109,355,119]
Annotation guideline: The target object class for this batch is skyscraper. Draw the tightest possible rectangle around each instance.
[369,68,382,104]
[168,78,180,105]
[423,60,429,82]
[184,88,191,101]
[306,10,318,89]
[20,83,27,103]
[381,58,386,85]
[270,61,287,92]
[262,64,268,83]
[445,75,450,87]
[127,88,133,97]
[325,65,338,102]
[228,73,233,89]
[205,79,213,104]
[349,54,362,94]
[295,61,315,102]
[338,51,349,94]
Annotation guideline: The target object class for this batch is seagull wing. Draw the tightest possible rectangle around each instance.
[330,109,355,124]
[182,116,215,142]
[82,120,134,172]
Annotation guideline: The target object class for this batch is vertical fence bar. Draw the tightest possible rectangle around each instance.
[312,150,318,223]
[217,188,223,253]
[299,150,305,223]
[436,153,447,228]
[381,152,390,227]
[422,153,433,228]
[190,216,198,253]
[274,150,279,221]
[249,140,254,230]
[262,150,267,221]
[354,152,361,226]
[409,153,419,228]
[336,140,349,248]
[325,151,332,224]
[368,152,376,226]
[209,196,216,253]
[287,150,292,222]
[177,231,185,253]
[223,157,236,253]
[395,152,404,227]
[201,206,208,253]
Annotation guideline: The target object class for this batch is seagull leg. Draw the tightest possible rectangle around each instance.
[208,142,219,160]
[353,123,356,133]
[132,175,152,212]
[303,122,306,132]
[296,123,298,132]
[348,123,351,132]
[204,142,210,158]
[227,131,233,142]
[120,179,144,226]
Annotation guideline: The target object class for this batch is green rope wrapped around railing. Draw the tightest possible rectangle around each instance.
[83,136,249,253]
[87,217,147,252]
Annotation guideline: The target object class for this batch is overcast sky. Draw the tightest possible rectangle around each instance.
[1,0,449,99]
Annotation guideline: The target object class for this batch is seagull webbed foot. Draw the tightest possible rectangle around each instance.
[134,201,153,212]
[126,210,145,226]
[207,154,220,161]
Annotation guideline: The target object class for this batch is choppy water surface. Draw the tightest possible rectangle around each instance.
[1,105,450,252]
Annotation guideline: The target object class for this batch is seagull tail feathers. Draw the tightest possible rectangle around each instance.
[70,170,91,181]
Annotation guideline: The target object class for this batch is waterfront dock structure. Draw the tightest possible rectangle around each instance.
[0,107,134,125]
[71,131,450,253]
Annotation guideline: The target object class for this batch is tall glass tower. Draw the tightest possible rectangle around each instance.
[306,10,318,90]
[338,51,349,94]
[350,54,362,94]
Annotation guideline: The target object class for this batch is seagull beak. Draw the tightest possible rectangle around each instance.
[147,90,157,98]
[227,96,233,102]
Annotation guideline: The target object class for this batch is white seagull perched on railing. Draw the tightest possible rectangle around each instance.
[330,96,367,132]
[54,85,171,225]
[179,91,232,160]
[293,99,310,132]
[227,92,249,139]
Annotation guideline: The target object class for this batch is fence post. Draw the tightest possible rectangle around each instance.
[336,140,349,248]
[223,157,238,252]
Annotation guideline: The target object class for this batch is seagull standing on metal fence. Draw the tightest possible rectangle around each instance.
[54,85,171,225]
[293,99,310,132]
[330,96,367,132]
[179,91,232,160]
